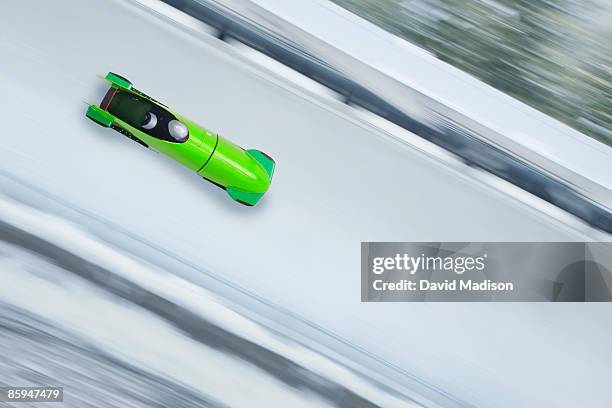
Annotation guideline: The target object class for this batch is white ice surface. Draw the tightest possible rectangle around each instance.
[1,1,611,407]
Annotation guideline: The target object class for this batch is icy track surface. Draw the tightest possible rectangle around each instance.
[1,0,612,407]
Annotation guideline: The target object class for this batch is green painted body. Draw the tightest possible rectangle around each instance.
[86,73,274,206]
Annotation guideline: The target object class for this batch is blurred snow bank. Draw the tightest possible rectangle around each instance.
[0,195,421,408]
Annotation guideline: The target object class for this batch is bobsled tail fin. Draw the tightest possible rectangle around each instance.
[102,72,133,90]
[226,187,265,207]
[85,104,114,127]
[246,149,275,179]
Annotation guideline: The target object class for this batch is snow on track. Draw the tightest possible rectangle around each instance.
[1,1,611,407]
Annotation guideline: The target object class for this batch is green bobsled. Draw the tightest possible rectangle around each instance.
[85,72,275,206]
